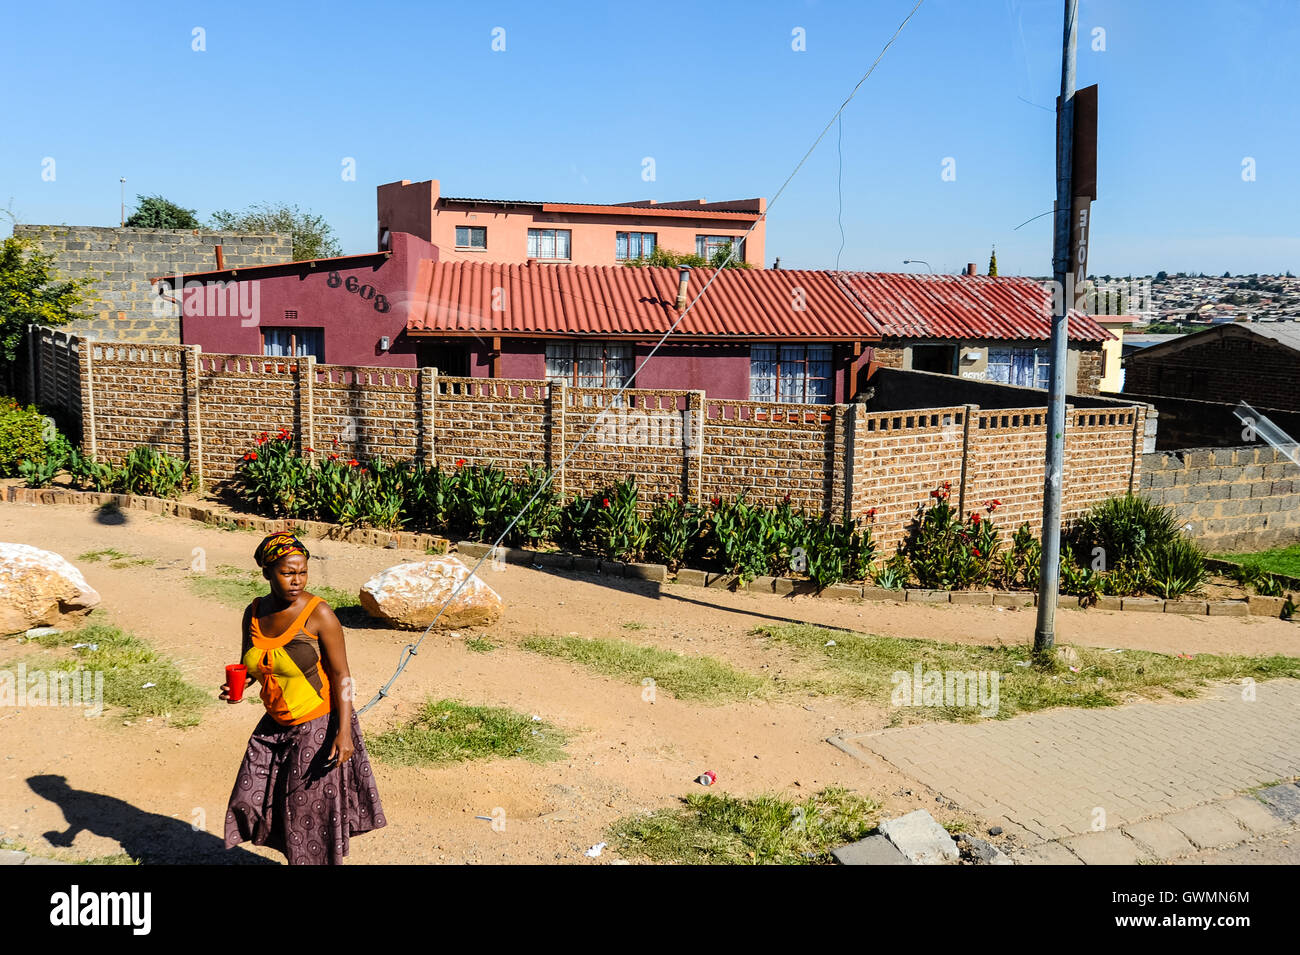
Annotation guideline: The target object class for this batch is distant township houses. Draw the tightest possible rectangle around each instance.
[153,178,1113,400]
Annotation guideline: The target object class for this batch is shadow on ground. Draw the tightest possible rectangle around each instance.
[26,774,278,865]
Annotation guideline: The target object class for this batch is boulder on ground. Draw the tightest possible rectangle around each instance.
[0,543,102,634]
[359,555,503,630]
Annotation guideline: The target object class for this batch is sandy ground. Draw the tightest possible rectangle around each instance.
[1,500,1296,864]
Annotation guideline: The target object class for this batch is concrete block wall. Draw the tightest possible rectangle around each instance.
[13,225,292,343]
[1140,446,1300,552]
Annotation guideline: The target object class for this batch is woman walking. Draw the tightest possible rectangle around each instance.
[221,532,386,864]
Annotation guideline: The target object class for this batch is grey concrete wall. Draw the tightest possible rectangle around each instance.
[1139,446,1300,552]
[13,225,292,343]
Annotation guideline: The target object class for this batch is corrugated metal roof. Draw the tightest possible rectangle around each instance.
[1246,322,1300,351]
[406,262,878,339]
[834,272,1113,342]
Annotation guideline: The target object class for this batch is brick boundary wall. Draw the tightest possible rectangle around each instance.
[13,224,292,343]
[27,328,1147,551]
[1138,446,1300,552]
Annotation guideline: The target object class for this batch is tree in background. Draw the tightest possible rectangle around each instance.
[987,246,998,276]
[0,235,94,363]
[124,195,201,229]
[209,202,342,261]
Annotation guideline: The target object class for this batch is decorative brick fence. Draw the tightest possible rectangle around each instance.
[26,328,1148,551]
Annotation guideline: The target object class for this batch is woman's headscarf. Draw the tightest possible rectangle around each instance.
[254,532,311,568]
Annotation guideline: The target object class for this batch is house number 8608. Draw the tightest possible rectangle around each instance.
[326,271,390,313]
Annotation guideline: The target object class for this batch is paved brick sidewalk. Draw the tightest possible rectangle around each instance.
[837,679,1300,843]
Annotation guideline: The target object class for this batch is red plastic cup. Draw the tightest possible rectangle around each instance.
[225,664,248,703]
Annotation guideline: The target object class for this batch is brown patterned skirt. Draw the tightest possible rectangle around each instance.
[224,709,386,865]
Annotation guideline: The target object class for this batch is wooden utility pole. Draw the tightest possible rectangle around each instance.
[1034,0,1079,659]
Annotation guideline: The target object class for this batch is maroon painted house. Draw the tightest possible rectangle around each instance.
[167,230,883,403]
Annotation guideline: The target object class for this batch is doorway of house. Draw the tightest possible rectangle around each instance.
[910,344,957,375]
[419,342,471,376]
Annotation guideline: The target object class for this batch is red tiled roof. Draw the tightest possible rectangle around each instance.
[834,272,1114,342]
[406,262,879,339]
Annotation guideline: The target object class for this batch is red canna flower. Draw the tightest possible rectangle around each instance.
[455,458,466,468]
[306,447,316,454]
[971,511,981,524]
[782,493,791,504]
[244,451,257,461]
[328,452,339,461]
[867,507,877,518]
[973,547,981,557]
[711,496,721,507]
[348,459,360,467]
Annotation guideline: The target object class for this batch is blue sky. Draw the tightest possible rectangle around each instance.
[2,0,1296,276]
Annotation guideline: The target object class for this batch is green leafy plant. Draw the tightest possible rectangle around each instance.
[872,552,911,590]
[592,479,650,563]
[801,515,875,589]
[1145,537,1208,599]
[114,445,189,497]
[19,432,72,487]
[67,446,115,491]
[646,493,705,570]
[1069,494,1180,569]
[902,484,1000,591]
[1227,560,1285,597]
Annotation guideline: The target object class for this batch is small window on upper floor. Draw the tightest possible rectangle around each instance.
[456,226,487,250]
[528,229,571,260]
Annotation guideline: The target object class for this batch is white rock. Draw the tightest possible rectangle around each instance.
[0,543,101,635]
[878,809,960,865]
[359,555,503,630]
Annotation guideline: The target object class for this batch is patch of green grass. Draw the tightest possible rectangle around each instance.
[79,548,130,562]
[757,623,1300,722]
[1215,544,1300,579]
[77,852,139,865]
[609,787,880,865]
[22,624,210,727]
[520,634,771,704]
[943,819,971,834]
[367,698,567,766]
[622,621,647,631]
[464,637,496,653]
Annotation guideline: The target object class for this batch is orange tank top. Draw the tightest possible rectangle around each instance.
[242,595,331,726]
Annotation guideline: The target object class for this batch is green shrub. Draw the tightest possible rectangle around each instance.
[1227,560,1284,597]
[19,432,72,487]
[1145,537,1208,599]
[1069,494,1180,569]
[505,465,561,547]
[67,446,115,491]
[872,552,910,590]
[801,514,875,589]
[113,445,189,497]
[592,479,650,562]
[646,493,705,570]
[557,493,598,553]
[0,398,49,476]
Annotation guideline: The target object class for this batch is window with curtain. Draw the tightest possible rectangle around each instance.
[987,346,1050,388]
[528,228,571,259]
[455,226,486,249]
[545,341,633,393]
[263,327,324,362]
[750,343,832,404]
[616,232,657,260]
